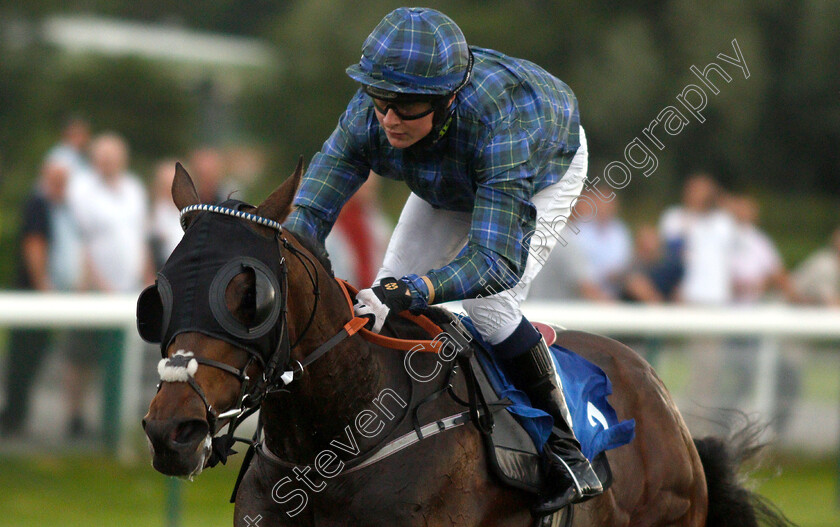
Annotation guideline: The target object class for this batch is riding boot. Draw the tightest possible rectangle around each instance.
[505,337,603,515]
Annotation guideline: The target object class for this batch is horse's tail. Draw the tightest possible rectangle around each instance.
[693,425,796,527]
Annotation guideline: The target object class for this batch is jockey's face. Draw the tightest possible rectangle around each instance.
[372,97,435,148]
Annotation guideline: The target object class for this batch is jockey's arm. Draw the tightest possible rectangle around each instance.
[404,163,534,309]
[284,95,371,242]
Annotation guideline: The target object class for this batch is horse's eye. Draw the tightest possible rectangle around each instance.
[242,288,257,322]
[213,259,280,340]
[243,288,256,305]
[223,270,255,326]
[253,270,276,326]
[235,273,258,325]
[232,269,275,330]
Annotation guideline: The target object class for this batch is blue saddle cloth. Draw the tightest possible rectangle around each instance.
[460,317,635,461]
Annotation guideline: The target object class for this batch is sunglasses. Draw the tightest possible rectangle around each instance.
[364,88,438,120]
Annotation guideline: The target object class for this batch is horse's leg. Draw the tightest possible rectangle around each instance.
[233,453,315,527]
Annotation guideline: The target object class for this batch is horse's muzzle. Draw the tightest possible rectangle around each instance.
[143,416,211,477]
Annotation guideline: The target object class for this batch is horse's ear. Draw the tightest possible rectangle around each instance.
[256,155,304,223]
[172,162,200,210]
[172,162,201,229]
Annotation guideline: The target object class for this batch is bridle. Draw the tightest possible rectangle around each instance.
[154,204,343,467]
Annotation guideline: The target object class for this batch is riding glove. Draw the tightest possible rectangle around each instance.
[354,277,416,333]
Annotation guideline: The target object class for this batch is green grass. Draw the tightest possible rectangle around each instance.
[0,451,838,526]
[0,453,240,527]
[754,455,840,527]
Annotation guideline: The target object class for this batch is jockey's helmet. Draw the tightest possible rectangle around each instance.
[346,7,473,99]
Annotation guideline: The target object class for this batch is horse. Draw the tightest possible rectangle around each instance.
[142,161,793,527]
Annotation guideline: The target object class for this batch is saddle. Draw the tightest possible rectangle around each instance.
[421,313,615,496]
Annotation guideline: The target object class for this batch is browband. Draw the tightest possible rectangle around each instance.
[180,204,283,233]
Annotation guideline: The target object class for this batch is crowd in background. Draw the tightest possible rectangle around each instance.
[0,116,391,439]
[2,116,839,441]
[0,117,241,439]
[530,172,840,309]
[526,170,839,436]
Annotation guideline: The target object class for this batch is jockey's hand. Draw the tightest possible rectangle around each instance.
[354,277,415,333]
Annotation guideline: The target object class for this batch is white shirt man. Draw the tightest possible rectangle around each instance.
[793,228,840,306]
[575,218,632,299]
[68,135,149,293]
[659,206,736,305]
[730,222,783,304]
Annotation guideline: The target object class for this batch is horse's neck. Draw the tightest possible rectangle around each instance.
[261,239,407,463]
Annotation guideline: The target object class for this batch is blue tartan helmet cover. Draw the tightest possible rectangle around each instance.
[346,7,473,97]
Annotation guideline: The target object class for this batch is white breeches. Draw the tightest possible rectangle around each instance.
[376,128,588,344]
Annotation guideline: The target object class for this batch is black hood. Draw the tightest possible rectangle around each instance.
[137,200,286,363]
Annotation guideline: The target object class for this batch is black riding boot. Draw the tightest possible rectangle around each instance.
[506,337,603,515]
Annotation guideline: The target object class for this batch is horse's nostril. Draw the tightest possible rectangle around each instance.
[171,419,209,446]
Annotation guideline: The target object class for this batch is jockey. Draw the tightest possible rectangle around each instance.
[284,7,600,513]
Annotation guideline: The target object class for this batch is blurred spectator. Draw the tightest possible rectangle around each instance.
[726,195,798,304]
[45,116,91,174]
[524,236,605,301]
[189,147,231,204]
[70,133,152,293]
[574,191,632,300]
[660,173,736,435]
[724,195,801,434]
[792,227,840,307]
[149,159,184,269]
[64,133,152,438]
[325,174,391,287]
[0,161,80,436]
[659,173,735,305]
[621,224,684,303]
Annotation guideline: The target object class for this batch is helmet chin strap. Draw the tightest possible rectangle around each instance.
[416,101,456,148]
[431,103,456,144]
[418,50,473,148]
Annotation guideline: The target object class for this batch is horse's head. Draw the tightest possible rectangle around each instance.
[141,160,303,478]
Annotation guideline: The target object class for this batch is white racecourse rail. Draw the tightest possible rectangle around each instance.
[1,293,839,460]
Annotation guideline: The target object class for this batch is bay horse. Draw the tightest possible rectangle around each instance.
[142,161,792,527]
